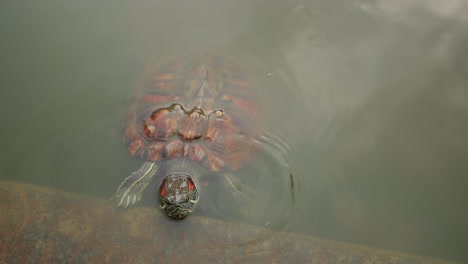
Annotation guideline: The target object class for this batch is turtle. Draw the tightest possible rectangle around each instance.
[112,51,265,220]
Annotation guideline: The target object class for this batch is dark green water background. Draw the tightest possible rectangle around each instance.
[1,0,467,262]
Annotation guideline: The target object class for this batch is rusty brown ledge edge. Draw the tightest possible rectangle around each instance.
[0,181,458,264]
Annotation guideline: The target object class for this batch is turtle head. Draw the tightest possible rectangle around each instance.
[158,173,199,220]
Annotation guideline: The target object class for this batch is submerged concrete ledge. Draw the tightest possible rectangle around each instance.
[0,181,456,263]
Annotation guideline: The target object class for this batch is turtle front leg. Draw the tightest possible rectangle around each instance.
[223,172,264,218]
[112,162,159,208]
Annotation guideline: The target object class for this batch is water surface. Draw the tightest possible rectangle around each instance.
[1,0,467,262]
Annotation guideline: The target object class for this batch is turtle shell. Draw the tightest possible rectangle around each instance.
[123,51,264,172]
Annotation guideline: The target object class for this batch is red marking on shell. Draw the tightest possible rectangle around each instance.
[144,109,180,140]
[204,111,258,170]
[178,112,204,140]
[186,143,207,164]
[153,72,177,81]
[163,139,184,158]
[150,72,177,90]
[205,153,226,172]
[152,82,173,89]
[143,122,154,138]
[186,143,225,172]
[123,52,264,172]
[229,79,250,88]
[144,142,165,161]
[128,137,145,157]
[150,108,169,121]
[222,94,258,119]
[205,113,236,145]
[143,95,172,103]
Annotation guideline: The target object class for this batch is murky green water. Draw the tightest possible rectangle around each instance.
[1,0,467,262]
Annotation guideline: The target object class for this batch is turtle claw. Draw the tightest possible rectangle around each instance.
[112,162,159,209]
